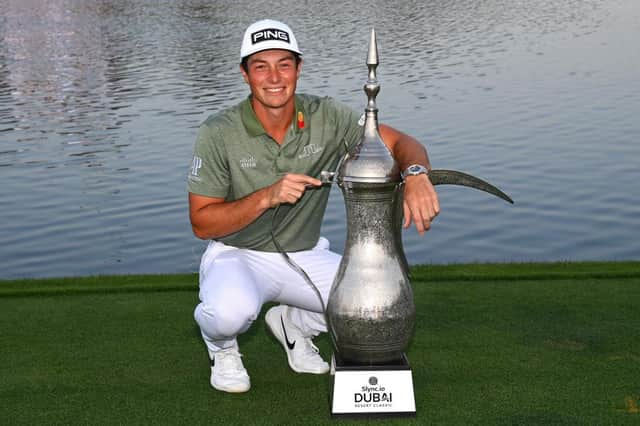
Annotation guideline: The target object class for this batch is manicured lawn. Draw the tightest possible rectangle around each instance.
[1,262,639,425]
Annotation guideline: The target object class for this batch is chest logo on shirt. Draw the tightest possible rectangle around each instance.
[298,143,323,159]
[240,155,257,169]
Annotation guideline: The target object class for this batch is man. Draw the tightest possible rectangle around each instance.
[187,19,439,393]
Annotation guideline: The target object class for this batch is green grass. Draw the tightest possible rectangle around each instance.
[1,262,639,425]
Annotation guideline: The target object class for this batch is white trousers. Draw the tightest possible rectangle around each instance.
[194,237,341,355]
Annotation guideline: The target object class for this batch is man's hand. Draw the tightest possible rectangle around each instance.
[402,174,440,235]
[265,173,321,207]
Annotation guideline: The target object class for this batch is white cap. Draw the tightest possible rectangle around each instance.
[240,19,302,60]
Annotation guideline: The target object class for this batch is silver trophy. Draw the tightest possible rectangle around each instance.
[326,29,513,416]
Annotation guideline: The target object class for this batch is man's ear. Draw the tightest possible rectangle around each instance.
[240,64,249,84]
[297,58,303,78]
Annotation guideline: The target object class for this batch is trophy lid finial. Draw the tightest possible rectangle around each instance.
[336,27,400,184]
[367,28,378,66]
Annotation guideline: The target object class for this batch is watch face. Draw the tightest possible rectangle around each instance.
[403,164,427,179]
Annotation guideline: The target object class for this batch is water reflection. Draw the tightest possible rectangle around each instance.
[0,0,638,278]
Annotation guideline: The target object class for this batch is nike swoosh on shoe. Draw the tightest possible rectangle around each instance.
[281,315,296,350]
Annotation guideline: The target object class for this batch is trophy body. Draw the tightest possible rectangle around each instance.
[328,181,414,365]
[326,29,418,416]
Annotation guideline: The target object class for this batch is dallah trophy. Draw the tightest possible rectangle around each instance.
[325,29,513,416]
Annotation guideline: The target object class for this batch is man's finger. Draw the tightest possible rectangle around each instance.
[412,208,426,235]
[421,216,431,233]
[284,173,322,187]
[403,201,411,229]
[432,197,440,217]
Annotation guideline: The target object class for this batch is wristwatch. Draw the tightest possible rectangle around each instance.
[401,164,429,180]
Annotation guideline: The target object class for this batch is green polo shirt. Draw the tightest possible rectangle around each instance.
[187,94,363,252]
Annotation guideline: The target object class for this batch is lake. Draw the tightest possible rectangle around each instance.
[1,0,639,279]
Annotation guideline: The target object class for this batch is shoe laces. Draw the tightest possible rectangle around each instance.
[215,348,245,374]
[296,338,324,362]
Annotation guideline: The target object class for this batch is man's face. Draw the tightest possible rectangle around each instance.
[240,49,301,111]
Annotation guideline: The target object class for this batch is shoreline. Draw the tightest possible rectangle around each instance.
[2,260,638,297]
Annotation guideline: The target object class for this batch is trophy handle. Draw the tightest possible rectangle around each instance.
[428,169,514,204]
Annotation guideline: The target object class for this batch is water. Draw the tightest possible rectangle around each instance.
[1,0,639,279]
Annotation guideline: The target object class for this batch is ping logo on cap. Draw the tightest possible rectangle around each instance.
[251,28,290,45]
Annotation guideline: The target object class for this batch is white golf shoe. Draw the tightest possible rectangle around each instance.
[210,345,250,393]
[265,305,330,374]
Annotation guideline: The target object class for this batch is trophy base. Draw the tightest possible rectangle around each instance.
[329,353,416,417]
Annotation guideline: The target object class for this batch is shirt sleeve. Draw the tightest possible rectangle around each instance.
[186,123,230,198]
[325,97,363,152]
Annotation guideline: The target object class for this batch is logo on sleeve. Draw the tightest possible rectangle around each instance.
[189,156,203,182]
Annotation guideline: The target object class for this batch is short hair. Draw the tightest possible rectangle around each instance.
[241,52,301,73]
